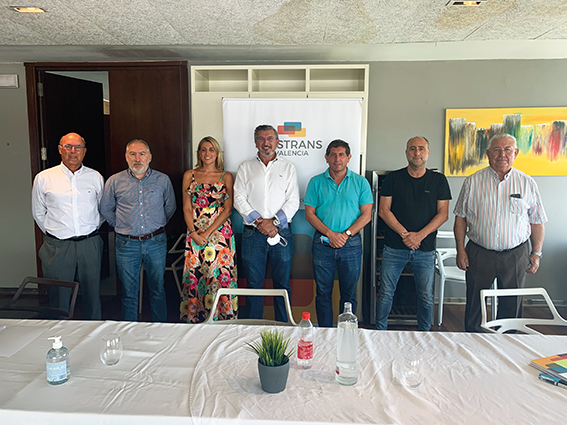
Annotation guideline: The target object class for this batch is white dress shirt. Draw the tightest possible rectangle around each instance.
[454,166,547,251]
[32,163,104,239]
[234,155,299,228]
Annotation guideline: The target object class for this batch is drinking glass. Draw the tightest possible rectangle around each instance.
[402,352,423,389]
[100,333,123,366]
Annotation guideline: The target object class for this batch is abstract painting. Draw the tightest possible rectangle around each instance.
[445,107,567,176]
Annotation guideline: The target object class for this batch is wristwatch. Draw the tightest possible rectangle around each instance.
[345,229,352,238]
[531,251,542,259]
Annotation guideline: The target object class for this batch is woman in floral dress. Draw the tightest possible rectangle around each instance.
[180,136,237,323]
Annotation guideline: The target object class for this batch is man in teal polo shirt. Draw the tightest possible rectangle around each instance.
[305,139,373,327]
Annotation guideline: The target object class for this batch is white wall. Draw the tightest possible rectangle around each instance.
[0,63,36,287]
[366,59,567,302]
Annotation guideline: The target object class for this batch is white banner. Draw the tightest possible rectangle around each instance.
[222,98,363,205]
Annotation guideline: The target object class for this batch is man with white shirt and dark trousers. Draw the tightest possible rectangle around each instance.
[454,133,547,332]
[234,124,299,322]
[32,132,104,320]
[101,139,176,323]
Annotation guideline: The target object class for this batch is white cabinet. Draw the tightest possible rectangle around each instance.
[190,64,369,167]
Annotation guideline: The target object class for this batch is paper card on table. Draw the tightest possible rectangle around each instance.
[0,325,47,357]
[530,353,567,384]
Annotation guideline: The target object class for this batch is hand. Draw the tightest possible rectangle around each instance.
[190,232,207,247]
[257,218,277,236]
[401,232,422,250]
[328,231,348,249]
[456,250,469,271]
[526,254,540,274]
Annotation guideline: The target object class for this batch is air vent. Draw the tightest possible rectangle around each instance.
[98,48,182,59]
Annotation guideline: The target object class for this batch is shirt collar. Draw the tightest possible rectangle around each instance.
[255,154,278,165]
[488,166,514,181]
[60,162,83,176]
[325,167,351,179]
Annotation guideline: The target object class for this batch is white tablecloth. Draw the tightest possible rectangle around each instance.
[0,319,566,424]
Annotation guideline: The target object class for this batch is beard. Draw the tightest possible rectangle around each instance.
[129,162,149,176]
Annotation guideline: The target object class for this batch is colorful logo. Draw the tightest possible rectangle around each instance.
[278,121,306,137]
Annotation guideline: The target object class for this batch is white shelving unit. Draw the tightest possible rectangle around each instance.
[190,64,369,169]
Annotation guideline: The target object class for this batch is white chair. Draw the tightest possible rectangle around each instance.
[435,231,497,326]
[204,288,297,326]
[480,287,567,334]
[139,233,186,314]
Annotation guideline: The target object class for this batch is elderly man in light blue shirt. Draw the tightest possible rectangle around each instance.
[304,139,373,327]
[101,139,176,322]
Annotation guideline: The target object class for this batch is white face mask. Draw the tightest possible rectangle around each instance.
[267,233,288,247]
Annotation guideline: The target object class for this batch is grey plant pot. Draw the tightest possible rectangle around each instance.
[257,359,290,393]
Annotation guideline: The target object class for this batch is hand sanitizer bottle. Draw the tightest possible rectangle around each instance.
[46,336,69,385]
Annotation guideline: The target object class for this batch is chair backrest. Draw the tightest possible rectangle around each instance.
[480,287,567,334]
[205,288,297,326]
[1,276,79,320]
[434,248,458,277]
[436,230,455,239]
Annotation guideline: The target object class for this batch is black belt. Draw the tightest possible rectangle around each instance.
[469,239,527,253]
[117,227,165,241]
[46,230,99,242]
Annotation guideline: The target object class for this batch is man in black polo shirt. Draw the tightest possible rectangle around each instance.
[375,136,451,331]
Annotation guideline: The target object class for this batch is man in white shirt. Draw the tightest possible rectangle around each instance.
[454,133,547,332]
[234,124,300,322]
[32,133,104,320]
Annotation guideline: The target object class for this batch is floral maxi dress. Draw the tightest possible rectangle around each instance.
[180,173,238,323]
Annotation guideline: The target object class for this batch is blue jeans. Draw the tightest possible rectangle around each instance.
[241,226,293,322]
[312,231,362,328]
[375,245,435,331]
[116,232,168,322]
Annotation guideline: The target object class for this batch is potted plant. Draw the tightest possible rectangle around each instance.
[245,328,295,393]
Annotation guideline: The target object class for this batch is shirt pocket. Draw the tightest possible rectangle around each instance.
[509,196,526,215]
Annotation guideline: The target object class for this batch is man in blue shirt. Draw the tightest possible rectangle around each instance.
[101,139,176,322]
[304,139,373,327]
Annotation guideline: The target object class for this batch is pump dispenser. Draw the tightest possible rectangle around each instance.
[46,336,69,385]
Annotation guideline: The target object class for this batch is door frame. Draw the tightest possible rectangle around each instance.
[24,61,190,276]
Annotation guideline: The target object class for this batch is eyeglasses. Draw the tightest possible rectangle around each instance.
[490,147,515,154]
[256,137,277,143]
[60,144,86,151]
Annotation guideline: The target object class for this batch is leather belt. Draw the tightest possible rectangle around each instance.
[46,230,99,242]
[117,227,165,241]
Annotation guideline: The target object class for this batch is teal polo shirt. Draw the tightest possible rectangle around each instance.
[304,168,373,233]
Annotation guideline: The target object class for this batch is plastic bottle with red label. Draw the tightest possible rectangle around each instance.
[297,311,314,369]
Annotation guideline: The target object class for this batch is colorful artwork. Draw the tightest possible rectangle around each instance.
[445,107,567,176]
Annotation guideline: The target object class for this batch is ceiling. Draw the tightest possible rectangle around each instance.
[2,0,567,63]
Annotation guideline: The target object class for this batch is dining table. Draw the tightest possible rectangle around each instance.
[0,318,566,424]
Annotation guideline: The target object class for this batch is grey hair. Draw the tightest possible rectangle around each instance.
[487,133,517,150]
[126,139,151,154]
[254,124,279,141]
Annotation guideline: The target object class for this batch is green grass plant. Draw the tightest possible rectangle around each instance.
[245,328,295,367]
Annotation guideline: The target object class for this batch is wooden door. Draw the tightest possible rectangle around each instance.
[108,65,188,234]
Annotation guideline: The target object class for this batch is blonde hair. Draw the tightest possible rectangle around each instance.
[196,136,224,170]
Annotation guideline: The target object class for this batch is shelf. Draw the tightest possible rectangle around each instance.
[251,69,306,92]
[194,69,248,92]
[309,68,365,92]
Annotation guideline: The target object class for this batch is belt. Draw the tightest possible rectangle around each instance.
[46,230,99,242]
[117,227,165,241]
[470,239,527,253]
